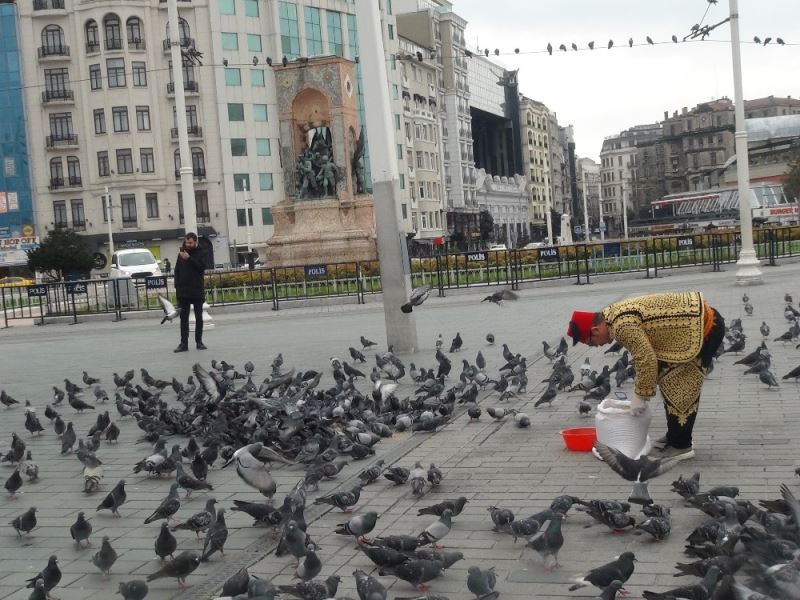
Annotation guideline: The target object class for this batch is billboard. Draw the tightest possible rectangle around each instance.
[0,236,39,266]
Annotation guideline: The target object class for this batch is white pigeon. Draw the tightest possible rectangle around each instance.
[230,445,276,498]
[157,295,180,324]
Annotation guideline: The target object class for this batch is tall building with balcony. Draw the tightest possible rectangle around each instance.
[16,0,227,265]
[0,1,34,247]
[519,96,552,237]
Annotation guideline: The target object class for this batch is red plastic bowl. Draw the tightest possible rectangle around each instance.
[560,427,597,452]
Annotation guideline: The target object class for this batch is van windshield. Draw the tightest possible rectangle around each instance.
[118,252,155,267]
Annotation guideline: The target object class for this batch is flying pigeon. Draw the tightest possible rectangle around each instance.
[402,284,432,313]
[158,295,180,324]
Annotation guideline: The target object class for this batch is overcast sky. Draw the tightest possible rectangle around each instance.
[455,0,800,161]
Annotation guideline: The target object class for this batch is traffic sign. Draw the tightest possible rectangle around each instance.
[65,281,87,295]
[27,285,47,298]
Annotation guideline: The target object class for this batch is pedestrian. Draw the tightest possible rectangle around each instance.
[163,257,171,275]
[173,233,207,353]
[566,292,725,461]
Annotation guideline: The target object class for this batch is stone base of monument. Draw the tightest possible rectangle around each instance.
[265,196,377,266]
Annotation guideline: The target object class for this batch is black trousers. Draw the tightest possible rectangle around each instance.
[665,307,725,448]
[178,297,204,345]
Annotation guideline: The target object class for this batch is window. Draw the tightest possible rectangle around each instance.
[71,200,85,230]
[50,158,63,183]
[89,64,102,90]
[136,106,150,131]
[304,6,323,56]
[219,0,235,15]
[250,69,265,87]
[146,193,159,218]
[397,144,403,159]
[279,1,300,59]
[228,103,244,121]
[104,15,122,49]
[401,203,407,219]
[247,34,262,52]
[386,0,393,15]
[86,20,100,52]
[327,11,343,55]
[116,148,134,174]
[53,201,68,228]
[132,61,147,86]
[44,68,69,97]
[245,0,259,17]
[233,173,250,191]
[221,32,238,50]
[121,194,137,227]
[112,106,129,132]
[195,191,210,223]
[49,112,73,138]
[191,147,205,176]
[387,24,394,40]
[256,138,271,156]
[231,139,247,156]
[97,151,110,176]
[67,156,80,183]
[253,104,268,121]
[261,207,273,225]
[93,109,106,134]
[399,174,405,189]
[394,114,400,131]
[140,148,154,173]
[259,173,273,191]
[224,68,242,86]
[237,208,253,227]
[41,24,65,52]
[126,17,143,47]
[106,58,126,87]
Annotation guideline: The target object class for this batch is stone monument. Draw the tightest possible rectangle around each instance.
[265,56,377,266]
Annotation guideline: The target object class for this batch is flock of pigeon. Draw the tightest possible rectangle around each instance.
[0,287,799,600]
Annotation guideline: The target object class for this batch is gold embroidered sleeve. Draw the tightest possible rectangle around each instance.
[612,322,658,398]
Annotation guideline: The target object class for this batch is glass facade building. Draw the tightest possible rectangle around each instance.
[0,3,33,238]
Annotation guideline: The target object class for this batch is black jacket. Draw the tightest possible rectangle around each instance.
[174,246,206,299]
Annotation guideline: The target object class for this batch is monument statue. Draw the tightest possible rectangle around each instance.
[295,126,343,200]
[352,126,366,195]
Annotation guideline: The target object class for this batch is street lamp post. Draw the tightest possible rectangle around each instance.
[621,182,629,240]
[355,0,418,352]
[167,0,197,234]
[729,0,762,284]
[597,176,605,241]
[581,168,590,241]
[104,185,114,258]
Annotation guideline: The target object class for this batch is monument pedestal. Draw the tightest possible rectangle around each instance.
[265,196,376,266]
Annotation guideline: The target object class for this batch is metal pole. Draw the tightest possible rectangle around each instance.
[729,0,762,284]
[622,182,629,240]
[355,0,418,352]
[598,176,605,241]
[105,186,114,258]
[581,168,589,241]
[545,194,553,243]
[167,0,197,233]
[243,180,253,253]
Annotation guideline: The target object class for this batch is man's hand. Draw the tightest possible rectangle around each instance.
[178,250,189,260]
[630,394,649,417]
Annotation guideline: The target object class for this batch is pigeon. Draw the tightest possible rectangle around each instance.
[171,498,216,538]
[578,401,592,416]
[354,568,388,600]
[410,462,427,496]
[201,507,229,561]
[104,421,120,443]
[449,332,463,353]
[569,551,637,592]
[380,559,444,592]
[229,444,276,498]
[25,555,61,596]
[176,463,214,498]
[428,464,443,486]
[635,511,672,541]
[384,466,410,485]
[357,460,386,485]
[361,335,377,349]
[24,409,45,436]
[402,284,432,313]
[279,575,342,600]
[68,394,95,412]
[117,580,149,600]
[158,294,181,323]
[467,566,499,600]
[594,442,680,505]
[417,497,469,517]
[145,483,181,524]
[314,482,363,512]
[146,550,201,588]
[760,321,770,337]
[295,549,322,581]
[96,479,126,517]
[758,367,780,389]
[275,520,309,562]
[155,521,178,561]
[27,578,47,600]
[482,289,518,305]
[10,506,37,537]
[595,580,624,600]
[417,509,452,548]
[535,383,558,408]
[335,511,379,541]
[526,514,564,571]
[486,333,495,344]
[92,536,118,576]
[5,468,22,498]
[70,511,94,550]
[488,506,515,531]
[642,566,720,600]
[467,405,481,421]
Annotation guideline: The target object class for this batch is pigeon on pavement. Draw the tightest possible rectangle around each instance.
[70,511,93,547]
[467,566,499,600]
[417,509,452,548]
[92,536,118,576]
[527,514,564,571]
[568,551,637,592]
[144,483,181,524]
[117,580,149,600]
[96,479,126,517]
[10,506,37,537]
[155,521,178,561]
[201,508,229,561]
[354,568,387,600]
[334,511,379,542]
[380,559,444,592]
[146,550,201,588]
[25,555,61,596]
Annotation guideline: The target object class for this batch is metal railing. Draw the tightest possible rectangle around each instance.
[42,89,74,103]
[167,81,199,94]
[45,134,78,148]
[38,45,70,58]
[33,0,65,10]
[171,126,202,139]
[5,226,800,327]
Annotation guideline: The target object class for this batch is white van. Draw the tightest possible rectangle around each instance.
[110,249,162,279]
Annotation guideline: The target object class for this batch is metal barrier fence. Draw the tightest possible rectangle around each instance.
[3,226,800,327]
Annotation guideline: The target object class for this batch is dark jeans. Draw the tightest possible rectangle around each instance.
[666,307,725,448]
[178,297,204,345]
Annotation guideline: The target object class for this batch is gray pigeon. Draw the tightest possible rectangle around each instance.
[526,514,564,571]
[758,367,780,389]
[146,550,201,587]
[275,520,309,562]
[595,580,623,600]
[155,521,178,561]
[467,566,499,600]
[379,559,444,592]
[170,498,216,538]
[230,445,276,498]
[417,509,452,547]
[27,578,46,600]
[569,551,637,592]
[176,463,214,498]
[295,549,322,581]
[10,506,37,537]
[401,284,432,313]
[25,555,60,595]
[201,508,229,561]
[92,536,118,576]
[117,580,149,600]
[144,483,181,523]
[410,462,427,496]
[593,442,680,505]
[354,568,387,600]
[96,479,126,517]
[70,511,93,547]
[334,511,379,541]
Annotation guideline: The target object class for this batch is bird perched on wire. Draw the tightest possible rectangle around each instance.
[482,289,518,306]
[401,284,432,314]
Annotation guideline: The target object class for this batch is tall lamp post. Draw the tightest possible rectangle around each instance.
[167,0,197,234]
[355,0,418,352]
[729,0,762,284]
[581,168,590,241]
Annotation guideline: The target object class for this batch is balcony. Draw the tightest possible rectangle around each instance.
[122,218,138,229]
[86,41,100,54]
[170,126,203,139]
[45,134,78,149]
[41,89,74,104]
[33,0,66,13]
[38,45,70,60]
[105,38,123,51]
[167,80,199,96]
[128,39,146,51]
[163,38,194,53]
[49,176,82,191]
[159,0,192,5]
[175,168,206,180]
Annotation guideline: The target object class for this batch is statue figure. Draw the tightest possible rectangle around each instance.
[294,124,343,200]
[296,149,317,200]
[352,126,366,194]
[317,154,340,197]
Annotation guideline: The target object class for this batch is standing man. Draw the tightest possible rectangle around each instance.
[566,292,725,461]
[162,257,171,275]
[173,232,207,352]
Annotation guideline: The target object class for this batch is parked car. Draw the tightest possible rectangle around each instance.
[110,249,162,279]
[487,244,507,251]
[522,242,549,249]
[0,276,35,288]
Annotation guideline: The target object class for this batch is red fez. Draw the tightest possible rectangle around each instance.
[567,310,595,345]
